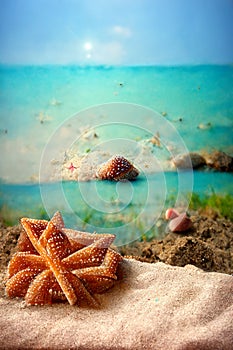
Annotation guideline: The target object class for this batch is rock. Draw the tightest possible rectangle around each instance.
[172,152,206,169]
[203,151,233,172]
[190,152,206,168]
[172,151,233,172]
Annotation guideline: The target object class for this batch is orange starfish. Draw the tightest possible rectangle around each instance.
[6,212,122,306]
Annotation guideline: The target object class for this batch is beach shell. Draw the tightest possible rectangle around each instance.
[168,212,193,232]
[165,208,179,220]
[96,155,139,181]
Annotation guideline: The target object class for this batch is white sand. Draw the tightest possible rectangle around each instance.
[0,259,232,349]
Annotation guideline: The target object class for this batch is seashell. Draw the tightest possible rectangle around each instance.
[168,212,193,232]
[96,155,139,181]
[165,208,179,220]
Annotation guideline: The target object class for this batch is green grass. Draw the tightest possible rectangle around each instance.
[189,191,233,221]
[0,204,49,226]
[1,190,232,238]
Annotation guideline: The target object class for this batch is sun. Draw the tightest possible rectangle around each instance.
[84,42,93,51]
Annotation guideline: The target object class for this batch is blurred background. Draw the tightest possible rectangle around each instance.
[0,0,233,65]
[0,0,232,239]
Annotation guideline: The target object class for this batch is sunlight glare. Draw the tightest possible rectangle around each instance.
[84,42,93,51]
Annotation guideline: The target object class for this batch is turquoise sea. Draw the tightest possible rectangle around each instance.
[0,65,232,245]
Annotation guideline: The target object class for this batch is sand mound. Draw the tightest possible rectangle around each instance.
[0,259,232,350]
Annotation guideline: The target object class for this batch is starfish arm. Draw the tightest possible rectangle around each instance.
[72,250,123,283]
[20,218,79,305]
[6,268,41,298]
[62,247,107,270]
[7,252,47,278]
[51,265,79,305]
[39,222,72,260]
[51,211,65,230]
[21,218,72,261]
[62,235,117,269]
[63,229,115,247]
[48,274,66,301]
[25,270,54,305]
[102,248,123,272]
[17,231,38,254]
[20,218,49,254]
[73,266,117,280]
[82,277,115,294]
[65,272,99,307]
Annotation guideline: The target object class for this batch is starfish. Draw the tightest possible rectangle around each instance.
[67,162,77,172]
[5,212,122,306]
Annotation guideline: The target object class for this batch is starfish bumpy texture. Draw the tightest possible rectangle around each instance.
[5,212,122,306]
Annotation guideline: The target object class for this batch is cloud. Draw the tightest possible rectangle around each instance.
[112,25,132,38]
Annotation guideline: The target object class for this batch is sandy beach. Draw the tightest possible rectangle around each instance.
[0,211,233,349]
[1,1,233,348]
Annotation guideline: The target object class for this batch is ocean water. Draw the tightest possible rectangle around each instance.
[0,64,232,243]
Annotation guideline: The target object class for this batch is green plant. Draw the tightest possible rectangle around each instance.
[0,204,50,226]
[189,191,233,221]
[38,206,50,220]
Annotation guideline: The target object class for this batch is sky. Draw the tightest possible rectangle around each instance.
[0,0,233,65]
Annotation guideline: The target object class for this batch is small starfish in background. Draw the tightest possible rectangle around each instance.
[6,212,122,306]
[67,162,77,172]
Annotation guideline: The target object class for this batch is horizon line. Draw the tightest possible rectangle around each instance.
[0,62,233,68]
